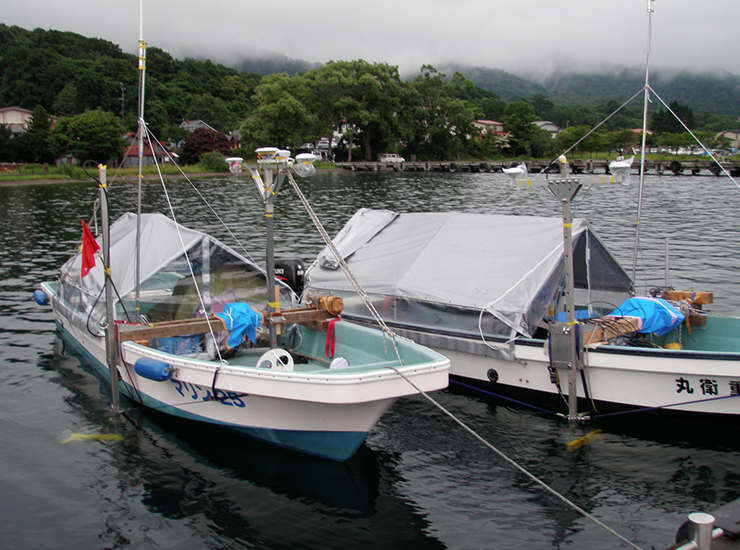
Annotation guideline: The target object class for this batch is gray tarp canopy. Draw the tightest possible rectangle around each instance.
[58,212,273,334]
[308,209,632,338]
[64,212,205,302]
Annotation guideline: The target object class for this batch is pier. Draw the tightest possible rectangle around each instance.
[337,159,740,177]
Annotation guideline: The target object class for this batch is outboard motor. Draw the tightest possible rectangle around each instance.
[275,258,305,296]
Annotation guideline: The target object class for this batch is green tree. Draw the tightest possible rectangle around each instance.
[0,124,13,162]
[198,150,229,172]
[302,63,355,159]
[528,126,557,158]
[502,101,536,156]
[615,129,639,151]
[186,92,235,132]
[241,73,315,151]
[50,109,123,164]
[409,67,482,160]
[318,60,413,161]
[554,125,591,156]
[529,94,556,121]
[652,101,695,133]
[16,105,55,163]
[477,96,506,121]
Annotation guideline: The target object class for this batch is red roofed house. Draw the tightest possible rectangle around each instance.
[121,132,176,167]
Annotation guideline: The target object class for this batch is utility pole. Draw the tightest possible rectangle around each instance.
[120,82,126,126]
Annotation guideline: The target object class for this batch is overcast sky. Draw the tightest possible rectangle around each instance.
[3,0,739,80]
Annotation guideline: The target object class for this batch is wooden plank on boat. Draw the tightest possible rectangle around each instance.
[118,301,342,343]
[582,316,642,346]
[117,316,227,342]
[663,290,714,305]
[268,307,336,326]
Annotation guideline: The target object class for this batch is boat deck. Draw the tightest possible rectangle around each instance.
[225,353,402,374]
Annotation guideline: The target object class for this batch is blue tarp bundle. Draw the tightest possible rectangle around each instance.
[216,303,262,349]
[609,297,685,336]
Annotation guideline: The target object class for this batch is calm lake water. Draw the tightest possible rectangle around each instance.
[2,168,740,550]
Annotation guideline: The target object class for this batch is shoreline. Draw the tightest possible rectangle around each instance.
[0,168,350,187]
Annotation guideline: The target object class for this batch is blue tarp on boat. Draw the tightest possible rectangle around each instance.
[609,297,685,336]
[216,303,262,349]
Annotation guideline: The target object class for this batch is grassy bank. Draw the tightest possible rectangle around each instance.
[0,160,341,184]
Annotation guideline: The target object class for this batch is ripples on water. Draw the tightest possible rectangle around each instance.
[2,170,740,549]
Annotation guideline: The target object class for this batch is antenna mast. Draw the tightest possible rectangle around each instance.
[631,0,655,286]
[135,0,147,320]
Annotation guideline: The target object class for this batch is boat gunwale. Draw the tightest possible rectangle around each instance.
[340,313,740,364]
[121,340,450,384]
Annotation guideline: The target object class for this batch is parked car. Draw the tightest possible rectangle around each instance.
[379,153,405,163]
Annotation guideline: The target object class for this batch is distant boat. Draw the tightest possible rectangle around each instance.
[502,163,530,186]
[608,155,634,183]
[225,156,243,173]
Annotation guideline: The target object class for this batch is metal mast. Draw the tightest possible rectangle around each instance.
[135,0,147,321]
[99,166,120,412]
[631,0,655,285]
[548,158,583,426]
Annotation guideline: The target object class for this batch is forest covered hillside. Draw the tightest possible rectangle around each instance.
[1,23,737,166]
[442,63,740,116]
[2,22,738,135]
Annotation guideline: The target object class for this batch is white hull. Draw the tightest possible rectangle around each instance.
[377,323,740,418]
[49,295,449,461]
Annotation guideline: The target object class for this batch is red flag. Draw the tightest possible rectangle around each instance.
[80,220,100,278]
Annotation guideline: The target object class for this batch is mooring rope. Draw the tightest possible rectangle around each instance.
[387,358,644,550]
[286,171,644,550]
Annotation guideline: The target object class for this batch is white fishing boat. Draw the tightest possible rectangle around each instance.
[307,0,740,423]
[38,203,448,461]
[33,7,448,462]
[305,206,740,420]
[502,163,530,186]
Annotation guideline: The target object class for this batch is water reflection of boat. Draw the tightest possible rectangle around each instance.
[47,334,446,549]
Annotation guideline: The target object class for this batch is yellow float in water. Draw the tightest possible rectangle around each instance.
[567,429,603,452]
[60,433,124,444]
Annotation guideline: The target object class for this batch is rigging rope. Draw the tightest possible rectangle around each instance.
[144,129,230,373]
[285,171,400,355]
[142,125,260,267]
